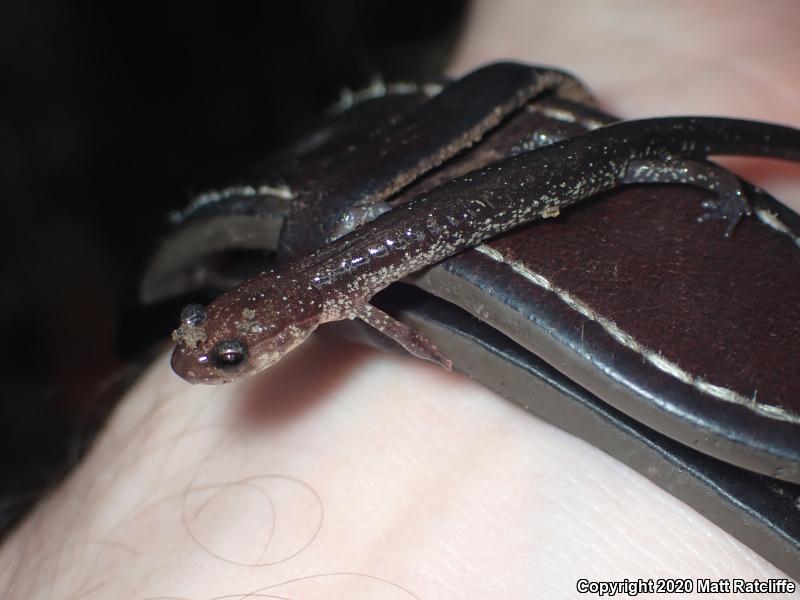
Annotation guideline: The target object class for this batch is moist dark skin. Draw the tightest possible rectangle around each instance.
[171,116,800,384]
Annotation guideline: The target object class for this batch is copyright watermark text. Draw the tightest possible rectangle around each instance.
[576,577,796,596]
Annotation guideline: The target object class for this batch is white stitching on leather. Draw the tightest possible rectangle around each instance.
[170,184,294,224]
[332,78,444,113]
[755,207,800,248]
[474,244,800,423]
[527,104,606,131]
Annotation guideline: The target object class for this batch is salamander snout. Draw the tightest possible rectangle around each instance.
[169,280,324,384]
[170,302,253,384]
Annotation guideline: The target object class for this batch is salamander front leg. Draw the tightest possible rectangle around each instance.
[623,158,752,237]
[355,302,453,370]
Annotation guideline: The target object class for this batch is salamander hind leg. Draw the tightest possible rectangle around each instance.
[623,158,752,238]
[355,302,452,370]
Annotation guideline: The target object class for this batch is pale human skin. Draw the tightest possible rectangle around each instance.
[2,2,799,599]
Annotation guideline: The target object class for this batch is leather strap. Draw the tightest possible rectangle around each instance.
[139,75,800,578]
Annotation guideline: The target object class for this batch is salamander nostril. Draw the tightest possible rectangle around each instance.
[180,303,207,327]
[212,340,248,372]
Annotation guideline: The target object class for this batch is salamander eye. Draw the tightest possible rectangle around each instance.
[212,340,248,372]
[180,303,207,327]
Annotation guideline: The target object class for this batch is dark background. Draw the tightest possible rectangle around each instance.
[0,1,466,535]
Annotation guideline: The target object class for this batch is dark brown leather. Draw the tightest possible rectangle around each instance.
[374,96,799,483]
[411,183,800,480]
[277,63,594,260]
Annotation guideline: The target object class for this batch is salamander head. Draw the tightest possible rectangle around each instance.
[170,277,323,384]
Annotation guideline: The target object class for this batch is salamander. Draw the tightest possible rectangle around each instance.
[170,116,800,384]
